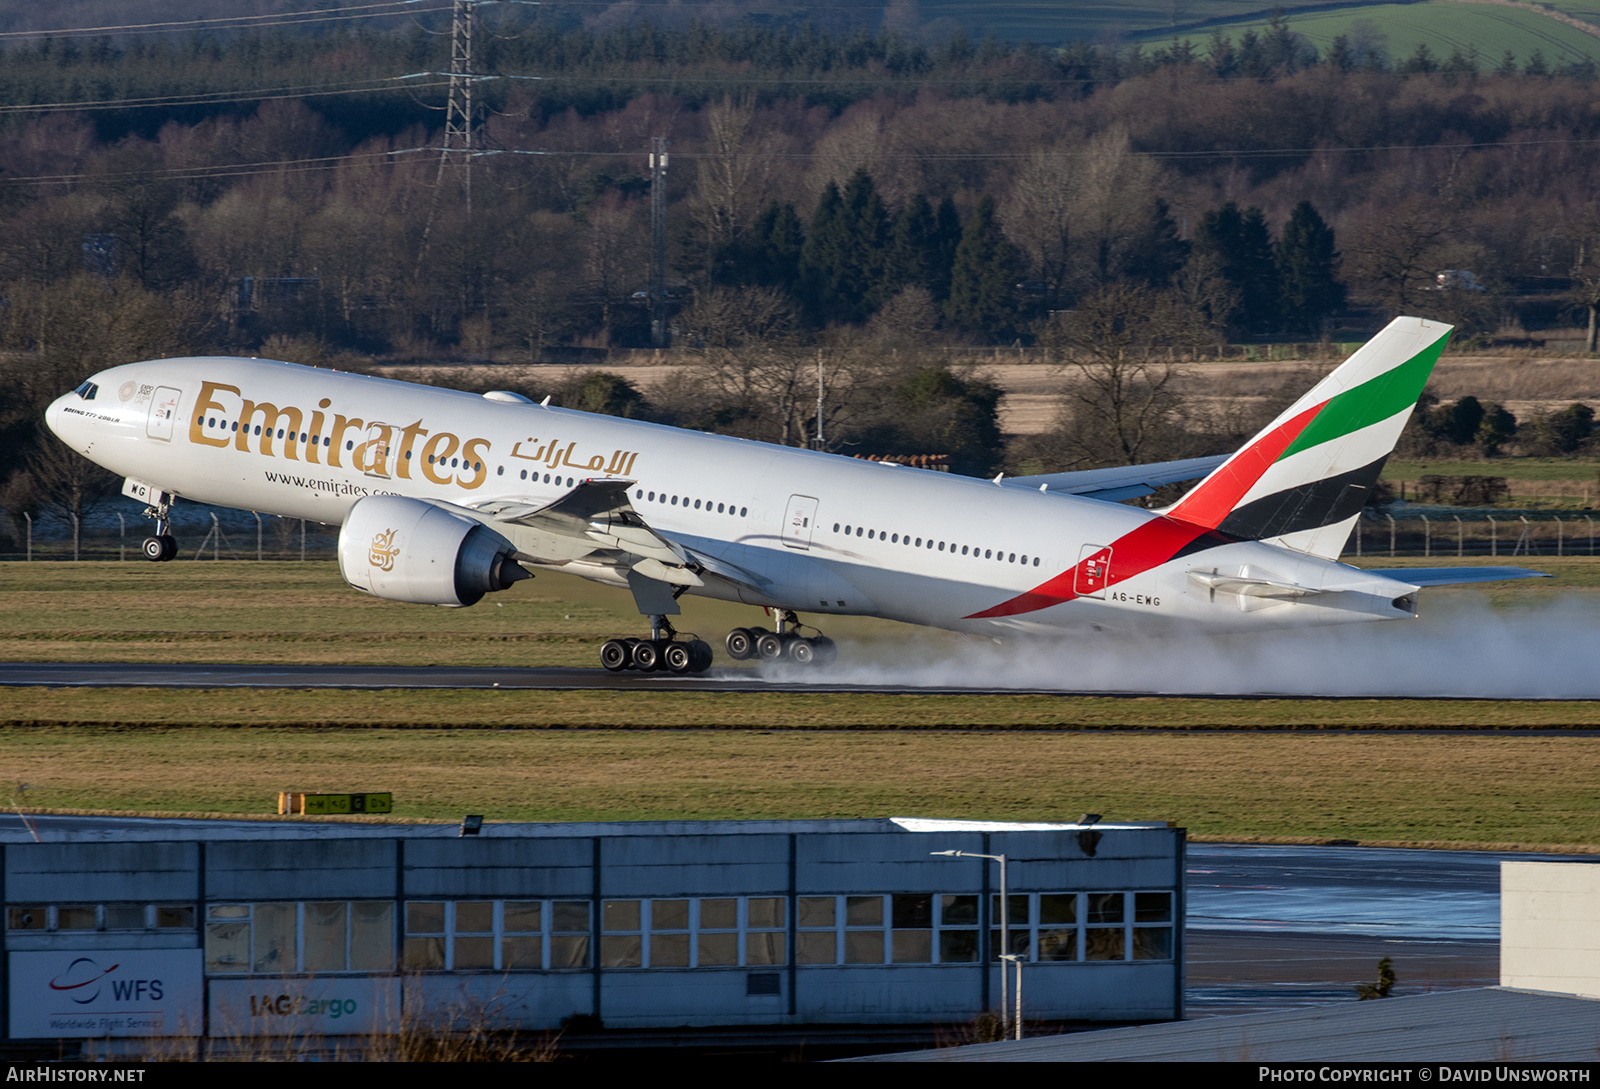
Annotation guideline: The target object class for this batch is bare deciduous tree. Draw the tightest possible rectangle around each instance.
[678,285,796,349]
[1037,281,1209,468]
[1346,196,1453,316]
[1002,128,1162,303]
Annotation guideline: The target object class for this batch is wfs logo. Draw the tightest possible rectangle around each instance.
[368,527,399,571]
[48,958,162,1005]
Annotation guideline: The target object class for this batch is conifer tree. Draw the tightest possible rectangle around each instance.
[1192,201,1278,333]
[933,197,963,302]
[1122,198,1190,288]
[944,196,1022,340]
[838,169,890,321]
[1275,201,1345,334]
[799,182,847,325]
[747,200,803,293]
[884,193,942,298]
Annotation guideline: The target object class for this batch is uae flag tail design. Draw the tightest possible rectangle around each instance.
[1163,316,1453,560]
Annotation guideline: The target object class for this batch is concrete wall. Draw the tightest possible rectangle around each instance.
[1500,860,1600,997]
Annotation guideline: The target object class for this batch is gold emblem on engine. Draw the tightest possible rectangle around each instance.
[369,528,399,571]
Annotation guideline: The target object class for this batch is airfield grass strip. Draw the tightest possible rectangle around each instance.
[7,688,1600,729]
[5,727,1600,850]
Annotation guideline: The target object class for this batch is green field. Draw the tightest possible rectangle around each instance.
[1138,1,1600,66]
[5,725,1600,849]
[918,0,1276,43]
[911,0,1600,63]
[1386,458,1600,482]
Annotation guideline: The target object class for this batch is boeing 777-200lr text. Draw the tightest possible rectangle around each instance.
[46,315,1546,674]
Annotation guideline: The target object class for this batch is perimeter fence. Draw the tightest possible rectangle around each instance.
[1,509,1593,562]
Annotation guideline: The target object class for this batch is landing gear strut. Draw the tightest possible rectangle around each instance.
[725,609,836,668]
[599,615,713,675]
[141,500,177,562]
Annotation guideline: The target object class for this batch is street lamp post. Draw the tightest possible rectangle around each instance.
[932,849,1021,1040]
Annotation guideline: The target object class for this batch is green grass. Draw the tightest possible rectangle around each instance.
[0,560,927,667]
[1385,458,1600,482]
[7,726,1600,850]
[918,0,1276,43]
[1139,2,1600,65]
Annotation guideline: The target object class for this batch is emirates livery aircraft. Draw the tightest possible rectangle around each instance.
[46,316,1544,675]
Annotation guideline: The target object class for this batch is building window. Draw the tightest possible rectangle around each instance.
[404,899,590,972]
[206,901,394,976]
[598,897,787,970]
[790,892,1174,967]
[5,904,196,933]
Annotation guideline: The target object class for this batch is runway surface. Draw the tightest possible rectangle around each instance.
[0,660,1029,693]
[0,660,1592,699]
[1184,842,1528,1015]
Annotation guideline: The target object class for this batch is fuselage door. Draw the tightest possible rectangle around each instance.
[147,387,182,441]
[1075,543,1112,598]
[358,421,393,478]
[782,494,820,550]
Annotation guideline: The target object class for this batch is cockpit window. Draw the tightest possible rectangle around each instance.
[74,380,99,401]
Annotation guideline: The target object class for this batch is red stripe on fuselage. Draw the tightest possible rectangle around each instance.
[964,513,1211,619]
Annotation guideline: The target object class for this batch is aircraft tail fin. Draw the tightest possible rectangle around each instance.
[1162,316,1452,560]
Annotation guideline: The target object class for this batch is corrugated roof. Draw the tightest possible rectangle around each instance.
[863,989,1600,1062]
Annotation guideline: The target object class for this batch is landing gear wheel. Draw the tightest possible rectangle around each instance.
[663,642,693,673]
[142,535,176,562]
[687,639,714,673]
[725,627,756,661]
[786,637,816,665]
[811,636,837,667]
[631,639,662,672]
[755,631,787,662]
[600,639,631,672]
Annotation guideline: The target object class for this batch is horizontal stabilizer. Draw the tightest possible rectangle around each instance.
[1008,455,1228,502]
[1365,567,1552,587]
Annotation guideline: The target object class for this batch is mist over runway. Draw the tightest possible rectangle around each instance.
[2,596,1598,700]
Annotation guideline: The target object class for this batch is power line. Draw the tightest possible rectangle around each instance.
[5,133,1597,190]
[0,77,444,115]
[0,2,452,40]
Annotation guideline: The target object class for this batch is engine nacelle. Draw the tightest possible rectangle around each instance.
[338,495,529,607]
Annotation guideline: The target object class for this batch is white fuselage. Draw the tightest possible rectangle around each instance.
[47,357,1418,637]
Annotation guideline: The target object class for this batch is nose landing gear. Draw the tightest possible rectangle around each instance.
[141,499,177,562]
[725,610,835,668]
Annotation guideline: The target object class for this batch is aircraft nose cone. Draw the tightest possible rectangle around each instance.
[44,394,67,439]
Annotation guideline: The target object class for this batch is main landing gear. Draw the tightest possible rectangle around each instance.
[724,609,836,668]
[600,615,714,675]
[141,500,177,562]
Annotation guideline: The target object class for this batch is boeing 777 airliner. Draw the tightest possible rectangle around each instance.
[45,316,1544,674]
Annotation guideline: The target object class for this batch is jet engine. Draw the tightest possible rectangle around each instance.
[337,495,529,607]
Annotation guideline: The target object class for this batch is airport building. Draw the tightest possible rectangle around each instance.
[1,816,1184,1053]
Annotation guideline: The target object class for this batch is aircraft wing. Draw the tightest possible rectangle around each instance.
[469,480,768,593]
[1007,455,1228,503]
[1363,567,1553,586]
